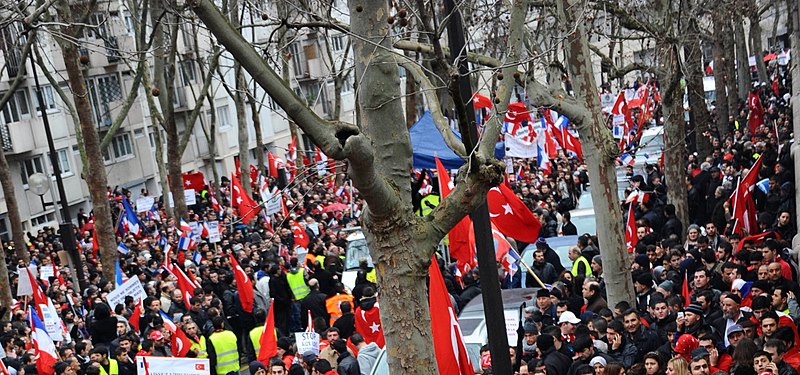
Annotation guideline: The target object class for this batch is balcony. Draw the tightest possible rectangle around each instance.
[0,121,34,154]
[4,47,23,78]
[104,36,121,63]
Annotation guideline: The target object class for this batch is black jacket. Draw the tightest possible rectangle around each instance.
[333,312,356,339]
[541,347,572,375]
[300,290,331,328]
[337,351,361,375]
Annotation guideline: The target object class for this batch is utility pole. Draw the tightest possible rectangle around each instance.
[444,1,513,374]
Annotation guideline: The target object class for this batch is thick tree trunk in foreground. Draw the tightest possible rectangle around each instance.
[685,25,713,161]
[57,25,117,284]
[557,0,634,307]
[790,0,800,255]
[712,17,730,136]
[0,125,29,264]
[347,2,436,372]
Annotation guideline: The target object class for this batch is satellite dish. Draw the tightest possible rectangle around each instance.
[28,173,50,196]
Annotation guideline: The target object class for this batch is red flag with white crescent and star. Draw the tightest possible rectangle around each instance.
[486,184,541,243]
[355,304,385,348]
[229,253,254,313]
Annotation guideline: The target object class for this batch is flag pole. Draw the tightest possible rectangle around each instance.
[512,249,546,289]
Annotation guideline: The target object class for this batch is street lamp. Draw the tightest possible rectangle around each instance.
[28,48,88,292]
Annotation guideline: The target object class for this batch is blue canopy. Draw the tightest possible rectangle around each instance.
[409,111,504,170]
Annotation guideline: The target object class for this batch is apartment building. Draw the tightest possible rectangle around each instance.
[0,2,357,240]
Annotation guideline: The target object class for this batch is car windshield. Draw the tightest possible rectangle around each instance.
[344,238,373,270]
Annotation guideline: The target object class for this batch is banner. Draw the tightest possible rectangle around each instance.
[295,332,320,355]
[136,196,155,213]
[136,357,210,375]
[39,266,55,281]
[38,301,64,341]
[503,310,519,346]
[206,221,221,243]
[107,277,147,310]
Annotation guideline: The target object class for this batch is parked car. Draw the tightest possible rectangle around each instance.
[338,227,374,290]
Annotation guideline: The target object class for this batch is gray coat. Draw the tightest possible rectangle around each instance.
[356,343,381,375]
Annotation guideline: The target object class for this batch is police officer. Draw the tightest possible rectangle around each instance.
[207,316,239,375]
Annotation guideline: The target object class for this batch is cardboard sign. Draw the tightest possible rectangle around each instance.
[137,356,210,375]
[503,309,519,346]
[136,196,155,213]
[206,221,221,243]
[107,277,147,310]
[39,265,55,281]
[16,266,37,296]
[38,302,64,341]
[295,332,320,355]
[265,191,283,216]
[190,222,202,237]
[168,189,196,206]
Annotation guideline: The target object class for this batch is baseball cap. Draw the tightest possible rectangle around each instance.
[558,311,581,325]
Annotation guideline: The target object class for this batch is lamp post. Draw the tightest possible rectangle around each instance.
[28,50,87,292]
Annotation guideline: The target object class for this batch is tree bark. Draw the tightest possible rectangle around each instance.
[685,23,713,161]
[749,13,769,84]
[555,0,634,308]
[151,0,187,219]
[251,99,264,175]
[734,17,751,100]
[55,6,118,284]
[723,21,740,119]
[0,240,11,319]
[789,0,800,256]
[405,52,419,128]
[712,15,730,136]
[661,57,690,238]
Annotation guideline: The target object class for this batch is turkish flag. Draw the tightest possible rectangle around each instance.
[258,300,278,364]
[728,155,763,235]
[230,253,254,313]
[747,92,765,134]
[473,93,493,110]
[91,228,99,258]
[171,326,193,357]
[249,164,260,184]
[486,184,541,243]
[625,204,637,253]
[435,157,476,267]
[355,304,385,348]
[181,172,205,191]
[129,299,143,332]
[230,173,260,223]
[267,153,282,178]
[429,257,474,375]
[172,263,196,310]
[682,272,691,307]
[291,220,309,248]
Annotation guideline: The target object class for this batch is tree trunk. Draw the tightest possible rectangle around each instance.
[723,21,740,119]
[684,24,713,161]
[734,17,751,100]
[790,0,800,256]
[662,80,690,238]
[0,240,11,319]
[712,16,730,136]
[749,13,769,84]
[251,99,264,174]
[556,0,634,308]
[205,97,221,195]
[151,0,187,219]
[57,23,118,284]
[348,1,436,373]
[0,147,29,262]
[234,67,251,196]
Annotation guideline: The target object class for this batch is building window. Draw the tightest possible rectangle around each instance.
[289,42,306,76]
[216,105,230,129]
[82,13,108,39]
[341,74,353,94]
[331,34,345,52]
[0,216,9,242]
[32,85,57,113]
[20,155,44,187]
[124,13,135,35]
[31,213,55,227]
[0,90,31,124]
[87,74,123,127]
[110,133,133,159]
[180,60,196,86]
[48,148,72,176]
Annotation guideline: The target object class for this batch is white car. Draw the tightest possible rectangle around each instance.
[339,227,374,291]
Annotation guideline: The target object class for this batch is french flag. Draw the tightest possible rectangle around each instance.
[178,233,196,251]
[29,307,58,375]
[620,153,635,166]
[179,219,193,234]
[118,199,142,237]
[756,178,770,194]
[191,251,203,264]
[116,242,130,254]
[147,204,161,222]
[115,259,128,287]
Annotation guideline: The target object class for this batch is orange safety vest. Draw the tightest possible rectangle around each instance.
[325,293,354,326]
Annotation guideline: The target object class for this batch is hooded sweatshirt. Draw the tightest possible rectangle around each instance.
[356,342,381,375]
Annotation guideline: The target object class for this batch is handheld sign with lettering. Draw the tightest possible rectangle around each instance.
[206,221,221,243]
[107,277,147,311]
[136,356,210,375]
[136,196,155,213]
[294,332,320,355]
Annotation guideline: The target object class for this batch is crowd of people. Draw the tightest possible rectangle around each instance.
[0,51,797,375]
